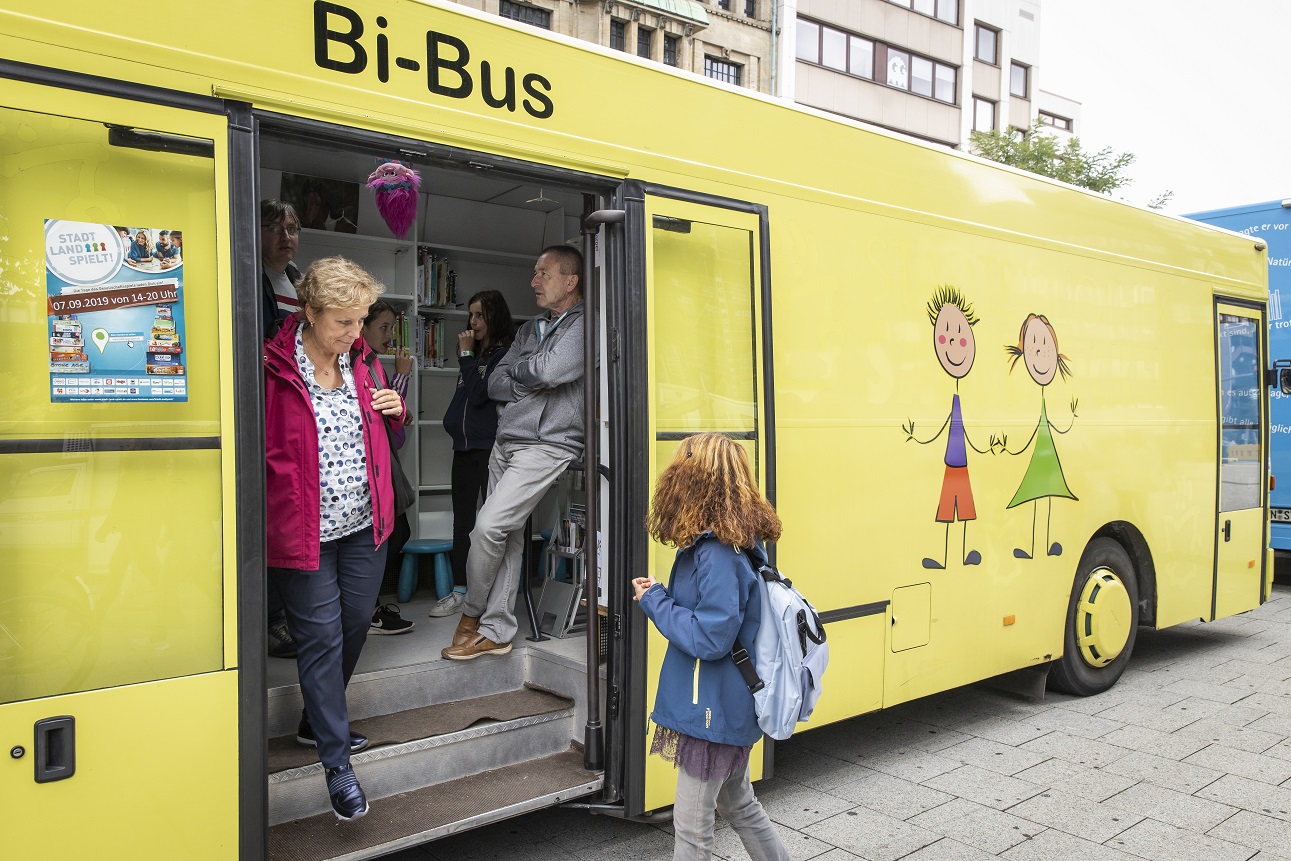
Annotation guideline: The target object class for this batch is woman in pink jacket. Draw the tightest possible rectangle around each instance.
[264,256,407,821]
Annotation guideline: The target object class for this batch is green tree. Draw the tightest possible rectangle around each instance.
[969,118,1172,207]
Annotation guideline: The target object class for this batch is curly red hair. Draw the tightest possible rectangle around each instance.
[646,432,782,549]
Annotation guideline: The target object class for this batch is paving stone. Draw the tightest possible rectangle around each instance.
[1185,743,1291,785]
[1196,774,1291,821]
[1208,809,1291,855]
[847,746,962,784]
[895,837,996,861]
[997,827,1141,861]
[826,767,955,820]
[772,749,877,793]
[921,765,1046,811]
[1005,788,1141,843]
[1098,724,1212,761]
[1163,680,1255,705]
[1104,781,1239,832]
[1247,712,1291,738]
[1106,816,1257,861]
[1102,751,1225,794]
[710,818,833,861]
[1173,718,1284,753]
[936,737,1051,777]
[1213,660,1291,682]
[1018,730,1132,768]
[803,850,865,861]
[908,798,1045,854]
[803,806,940,861]
[1012,756,1139,802]
[1023,705,1124,740]
[756,780,859,829]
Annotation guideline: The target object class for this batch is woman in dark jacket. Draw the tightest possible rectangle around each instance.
[264,256,407,822]
[633,432,790,861]
[431,290,515,617]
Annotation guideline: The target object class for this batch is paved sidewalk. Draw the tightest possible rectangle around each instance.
[396,582,1291,861]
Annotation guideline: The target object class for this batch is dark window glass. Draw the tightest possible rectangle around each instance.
[499,0,551,29]
[664,34,679,66]
[638,27,653,58]
[745,0,756,15]
[705,56,742,85]
[610,20,626,51]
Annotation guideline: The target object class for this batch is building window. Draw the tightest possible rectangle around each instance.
[664,34,679,66]
[718,0,730,9]
[637,26,653,58]
[974,24,998,65]
[745,0,756,15]
[1039,111,1073,132]
[886,0,958,25]
[973,96,996,132]
[499,0,551,29]
[797,17,955,103]
[610,19,626,51]
[1010,62,1029,98]
[705,56,742,85]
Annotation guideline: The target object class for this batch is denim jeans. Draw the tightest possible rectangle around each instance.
[272,527,387,768]
[672,764,790,861]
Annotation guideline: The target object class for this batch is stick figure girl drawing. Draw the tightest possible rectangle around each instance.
[1000,313,1078,559]
[903,286,993,569]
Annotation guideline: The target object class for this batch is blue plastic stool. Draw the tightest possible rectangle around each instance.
[398,538,453,603]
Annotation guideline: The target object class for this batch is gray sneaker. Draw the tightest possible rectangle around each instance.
[429,590,466,618]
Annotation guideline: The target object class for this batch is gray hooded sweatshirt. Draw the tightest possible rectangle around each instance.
[488,301,584,458]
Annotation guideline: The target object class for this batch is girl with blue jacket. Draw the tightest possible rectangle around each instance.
[633,432,790,861]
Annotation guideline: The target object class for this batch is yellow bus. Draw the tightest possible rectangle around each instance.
[0,1,1272,858]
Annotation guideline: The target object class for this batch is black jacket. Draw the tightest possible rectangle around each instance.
[261,261,302,338]
[442,344,507,451]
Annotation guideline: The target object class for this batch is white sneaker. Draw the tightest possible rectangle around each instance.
[429,590,466,618]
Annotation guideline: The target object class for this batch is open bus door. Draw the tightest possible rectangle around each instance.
[0,74,250,857]
[1214,302,1269,617]
[619,188,774,815]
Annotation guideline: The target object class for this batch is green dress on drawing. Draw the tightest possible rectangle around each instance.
[1007,398,1077,508]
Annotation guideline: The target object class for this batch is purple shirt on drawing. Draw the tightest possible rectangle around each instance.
[944,393,968,467]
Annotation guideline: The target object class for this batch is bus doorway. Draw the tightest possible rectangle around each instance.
[253,120,616,857]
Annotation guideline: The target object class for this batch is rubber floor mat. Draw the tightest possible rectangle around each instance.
[268,685,572,773]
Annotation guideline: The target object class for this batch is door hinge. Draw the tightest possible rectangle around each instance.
[612,613,623,639]
[609,686,621,718]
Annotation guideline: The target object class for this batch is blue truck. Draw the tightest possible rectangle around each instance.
[1188,200,1290,552]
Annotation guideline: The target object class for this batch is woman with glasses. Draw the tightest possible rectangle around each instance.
[260,198,303,338]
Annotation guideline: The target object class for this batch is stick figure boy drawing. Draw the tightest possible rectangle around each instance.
[903,286,993,569]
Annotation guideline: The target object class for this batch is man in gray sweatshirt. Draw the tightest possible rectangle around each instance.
[442,245,585,660]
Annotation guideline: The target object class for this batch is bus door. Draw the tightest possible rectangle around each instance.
[1214,303,1268,617]
[0,78,240,857]
[638,194,771,812]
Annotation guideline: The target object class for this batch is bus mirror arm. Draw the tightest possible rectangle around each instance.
[1268,360,1291,394]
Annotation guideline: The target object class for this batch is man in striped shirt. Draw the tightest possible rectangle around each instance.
[260,199,302,337]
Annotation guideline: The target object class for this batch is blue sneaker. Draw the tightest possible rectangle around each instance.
[296,712,369,753]
[325,764,368,821]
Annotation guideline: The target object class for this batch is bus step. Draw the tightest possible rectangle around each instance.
[268,744,601,861]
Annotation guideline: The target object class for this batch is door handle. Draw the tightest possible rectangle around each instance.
[34,716,75,784]
[1223,520,1232,542]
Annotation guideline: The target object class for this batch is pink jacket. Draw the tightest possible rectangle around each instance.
[264,314,408,570]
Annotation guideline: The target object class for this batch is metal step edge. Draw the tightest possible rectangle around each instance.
[269,707,574,784]
[267,709,577,824]
[269,748,603,861]
[330,775,603,861]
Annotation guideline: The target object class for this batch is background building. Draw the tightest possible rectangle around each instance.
[781,0,1078,148]
[449,0,776,93]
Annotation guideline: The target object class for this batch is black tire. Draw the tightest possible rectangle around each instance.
[1048,537,1139,696]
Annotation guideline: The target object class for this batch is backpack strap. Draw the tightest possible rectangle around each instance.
[731,637,764,694]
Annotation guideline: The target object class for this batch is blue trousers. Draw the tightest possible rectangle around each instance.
[272,527,387,768]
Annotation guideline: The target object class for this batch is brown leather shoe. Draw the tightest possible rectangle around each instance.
[452,613,480,647]
[441,633,513,661]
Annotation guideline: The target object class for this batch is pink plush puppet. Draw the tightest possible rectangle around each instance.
[366,160,421,239]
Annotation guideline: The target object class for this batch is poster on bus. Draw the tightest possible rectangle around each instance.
[44,219,188,403]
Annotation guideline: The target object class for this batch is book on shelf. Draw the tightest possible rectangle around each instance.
[416,245,457,308]
[414,313,450,368]
[558,503,587,552]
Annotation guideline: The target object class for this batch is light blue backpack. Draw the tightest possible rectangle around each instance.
[732,562,829,741]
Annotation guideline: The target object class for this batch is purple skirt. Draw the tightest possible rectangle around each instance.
[650,725,752,782]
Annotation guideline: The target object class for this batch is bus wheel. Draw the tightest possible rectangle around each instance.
[1049,538,1139,696]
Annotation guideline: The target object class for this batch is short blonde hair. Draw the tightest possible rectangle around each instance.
[296,257,384,324]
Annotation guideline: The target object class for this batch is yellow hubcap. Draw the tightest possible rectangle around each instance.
[1076,567,1132,668]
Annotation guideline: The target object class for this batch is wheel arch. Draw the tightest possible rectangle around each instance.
[1089,521,1157,628]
